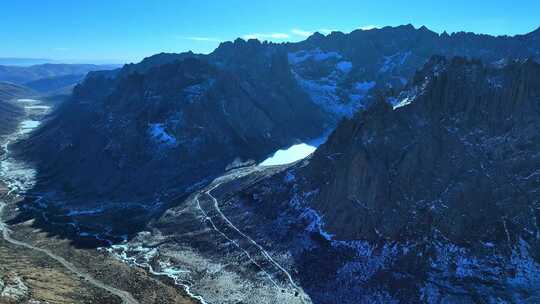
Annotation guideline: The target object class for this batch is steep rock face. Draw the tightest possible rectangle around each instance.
[307,57,540,242]
[234,58,540,303]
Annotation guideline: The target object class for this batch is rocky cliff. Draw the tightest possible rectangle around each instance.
[227,57,540,303]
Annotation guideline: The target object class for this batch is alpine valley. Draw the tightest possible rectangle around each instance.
[1,24,540,304]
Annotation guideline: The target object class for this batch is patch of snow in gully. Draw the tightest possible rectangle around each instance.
[24,105,50,110]
[336,61,353,73]
[148,123,177,146]
[16,99,40,103]
[19,120,40,135]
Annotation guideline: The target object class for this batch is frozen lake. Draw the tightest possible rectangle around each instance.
[259,143,317,166]
[259,137,326,166]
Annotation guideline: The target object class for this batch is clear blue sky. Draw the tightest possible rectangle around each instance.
[1,0,539,64]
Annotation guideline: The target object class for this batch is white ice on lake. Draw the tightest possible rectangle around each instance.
[259,137,326,166]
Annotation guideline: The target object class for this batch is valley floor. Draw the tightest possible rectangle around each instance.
[0,98,198,304]
[105,164,313,304]
[1,185,123,304]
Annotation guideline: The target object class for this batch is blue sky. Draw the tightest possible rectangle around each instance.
[1,0,539,64]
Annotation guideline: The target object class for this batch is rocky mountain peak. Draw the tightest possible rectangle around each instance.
[306,31,326,42]
[526,25,540,37]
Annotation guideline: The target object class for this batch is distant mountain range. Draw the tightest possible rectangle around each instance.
[0,63,121,93]
[0,63,121,83]
[0,57,126,67]
[0,62,119,143]
[0,57,55,66]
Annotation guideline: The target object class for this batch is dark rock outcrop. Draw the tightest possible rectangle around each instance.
[308,57,540,241]
[232,57,540,303]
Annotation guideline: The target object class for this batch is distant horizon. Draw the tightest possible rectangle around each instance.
[2,0,539,64]
[2,22,540,66]
[0,57,126,66]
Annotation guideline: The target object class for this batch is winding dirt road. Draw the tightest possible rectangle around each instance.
[195,169,308,304]
[0,203,139,304]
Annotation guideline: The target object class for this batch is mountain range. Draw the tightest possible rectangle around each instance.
[0,63,120,93]
[16,24,540,225]
[103,55,540,303]
[218,57,540,302]
[0,57,54,66]
[5,25,540,303]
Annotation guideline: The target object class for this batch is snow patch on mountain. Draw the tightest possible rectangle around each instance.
[288,49,375,118]
[508,238,540,290]
[379,51,412,73]
[66,207,106,217]
[349,81,376,103]
[102,233,210,304]
[287,49,342,65]
[487,75,504,89]
[336,61,353,73]
[336,242,398,283]
[148,123,177,146]
[293,72,374,118]
[391,97,413,110]
[288,188,338,242]
[387,82,423,110]
[183,79,215,103]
